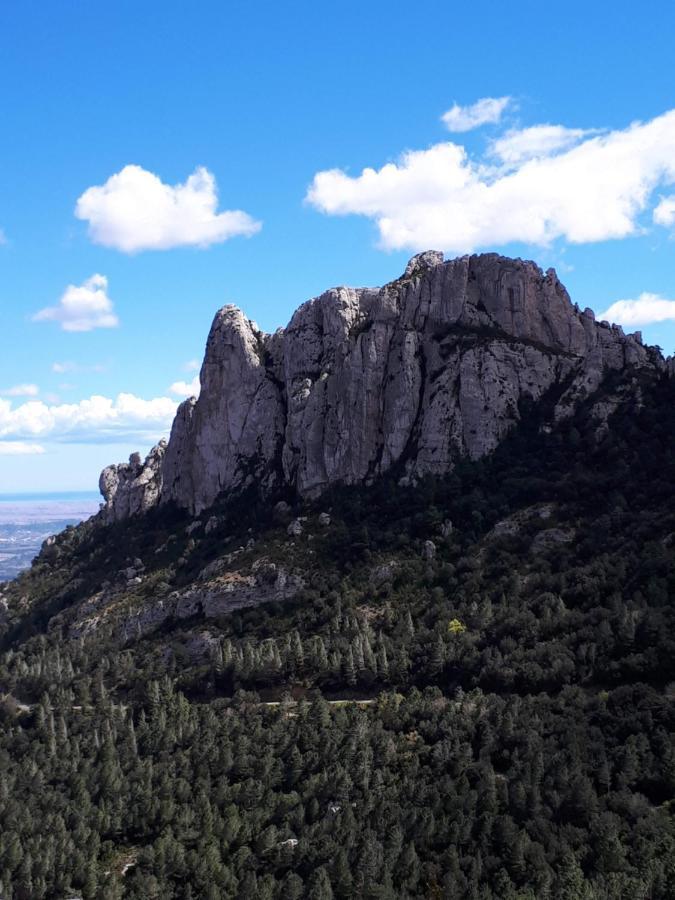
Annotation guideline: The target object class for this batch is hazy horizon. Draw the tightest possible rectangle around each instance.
[0,493,100,581]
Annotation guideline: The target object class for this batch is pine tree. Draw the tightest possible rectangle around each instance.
[344,647,357,687]
[291,631,305,673]
[376,634,389,681]
[429,635,445,676]
[556,851,591,899]
[353,635,366,672]
[282,872,305,899]
[313,635,329,673]
[308,866,334,900]
[332,849,353,898]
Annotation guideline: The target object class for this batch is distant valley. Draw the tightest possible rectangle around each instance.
[0,494,99,582]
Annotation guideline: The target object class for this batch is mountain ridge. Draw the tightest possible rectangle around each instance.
[100,251,667,523]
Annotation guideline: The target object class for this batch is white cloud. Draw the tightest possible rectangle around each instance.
[489,125,597,164]
[0,384,39,398]
[52,361,76,374]
[52,361,107,374]
[183,359,201,372]
[653,194,675,227]
[0,393,178,444]
[169,376,200,398]
[307,108,675,254]
[0,441,45,456]
[441,97,511,132]
[599,292,675,326]
[33,275,119,332]
[75,164,262,252]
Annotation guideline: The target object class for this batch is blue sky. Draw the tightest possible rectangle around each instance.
[1,0,675,492]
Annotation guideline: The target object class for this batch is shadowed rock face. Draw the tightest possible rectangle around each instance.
[100,252,660,521]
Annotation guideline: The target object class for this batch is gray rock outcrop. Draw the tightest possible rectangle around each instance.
[422,540,437,561]
[99,442,166,524]
[99,252,664,522]
[287,519,304,537]
[68,558,304,643]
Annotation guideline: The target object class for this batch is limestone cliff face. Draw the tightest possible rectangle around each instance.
[100,252,659,521]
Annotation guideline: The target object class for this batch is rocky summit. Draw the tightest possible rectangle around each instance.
[100,251,663,523]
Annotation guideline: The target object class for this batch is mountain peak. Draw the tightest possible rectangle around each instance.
[403,249,445,277]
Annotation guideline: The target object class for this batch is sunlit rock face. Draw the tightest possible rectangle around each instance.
[100,252,658,521]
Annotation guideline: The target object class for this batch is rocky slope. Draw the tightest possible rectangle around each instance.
[100,251,662,522]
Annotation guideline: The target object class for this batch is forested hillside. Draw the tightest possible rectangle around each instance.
[0,368,674,898]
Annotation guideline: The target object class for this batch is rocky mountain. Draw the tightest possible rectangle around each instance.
[2,253,675,898]
[100,251,664,524]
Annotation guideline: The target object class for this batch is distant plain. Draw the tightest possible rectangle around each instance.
[0,493,99,581]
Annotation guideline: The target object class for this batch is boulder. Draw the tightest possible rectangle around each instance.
[370,561,399,585]
[440,519,453,538]
[287,519,304,537]
[422,540,436,561]
[205,516,221,534]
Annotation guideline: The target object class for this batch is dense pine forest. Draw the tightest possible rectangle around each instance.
[1,368,674,898]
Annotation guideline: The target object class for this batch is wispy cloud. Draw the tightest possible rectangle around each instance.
[52,361,107,374]
[0,441,45,456]
[307,108,675,254]
[0,384,39,398]
[34,275,119,332]
[489,124,598,165]
[75,165,262,252]
[441,97,511,132]
[52,362,77,374]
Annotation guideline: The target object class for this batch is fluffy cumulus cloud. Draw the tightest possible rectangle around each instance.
[0,441,45,456]
[0,393,178,445]
[307,108,675,253]
[33,275,119,332]
[75,165,261,252]
[653,194,675,227]
[441,97,511,132]
[169,376,200,398]
[0,384,39,398]
[600,292,675,326]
